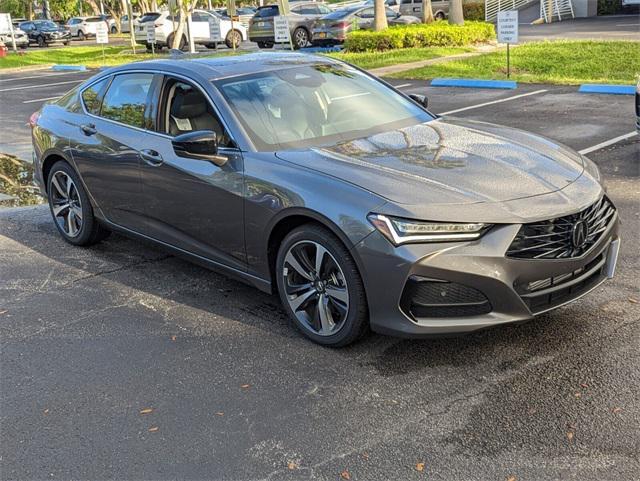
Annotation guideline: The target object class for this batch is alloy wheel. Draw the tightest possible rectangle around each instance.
[293,28,308,48]
[282,240,350,336]
[49,171,83,237]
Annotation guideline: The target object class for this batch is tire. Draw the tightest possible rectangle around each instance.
[37,35,45,47]
[47,161,111,246]
[64,41,70,46]
[110,26,117,34]
[435,12,445,20]
[257,41,273,49]
[78,30,85,41]
[275,224,369,347]
[292,27,309,50]
[145,42,153,51]
[167,33,186,51]
[225,29,242,49]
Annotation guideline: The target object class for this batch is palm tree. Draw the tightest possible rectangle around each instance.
[448,0,464,25]
[422,0,435,23]
[373,0,388,31]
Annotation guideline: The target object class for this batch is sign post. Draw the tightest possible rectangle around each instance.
[0,13,17,52]
[497,10,518,79]
[208,15,222,51]
[95,21,109,65]
[146,24,156,56]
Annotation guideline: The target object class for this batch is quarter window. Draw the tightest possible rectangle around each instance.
[100,73,154,129]
[81,77,110,115]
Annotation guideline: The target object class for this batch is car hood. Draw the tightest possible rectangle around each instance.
[275,117,585,207]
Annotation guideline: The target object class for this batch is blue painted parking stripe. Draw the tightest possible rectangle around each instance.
[578,84,635,95]
[52,65,87,71]
[430,78,517,89]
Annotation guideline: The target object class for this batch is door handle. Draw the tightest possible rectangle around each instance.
[81,123,97,136]
[140,149,164,166]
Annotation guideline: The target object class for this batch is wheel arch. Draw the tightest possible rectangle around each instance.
[41,149,73,194]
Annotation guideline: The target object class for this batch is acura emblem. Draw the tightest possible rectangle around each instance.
[571,220,589,248]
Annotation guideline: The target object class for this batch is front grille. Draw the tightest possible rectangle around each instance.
[400,277,492,319]
[507,196,615,259]
[516,253,607,313]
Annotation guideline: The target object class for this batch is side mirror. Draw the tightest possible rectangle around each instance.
[408,93,429,109]
[172,130,227,166]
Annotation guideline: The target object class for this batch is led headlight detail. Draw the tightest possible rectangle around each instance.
[368,214,490,245]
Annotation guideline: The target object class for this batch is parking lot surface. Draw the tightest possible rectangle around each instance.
[1,66,639,480]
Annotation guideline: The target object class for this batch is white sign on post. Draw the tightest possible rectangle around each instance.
[208,16,222,42]
[0,13,11,32]
[95,21,109,44]
[497,10,518,44]
[273,16,290,43]
[146,26,156,44]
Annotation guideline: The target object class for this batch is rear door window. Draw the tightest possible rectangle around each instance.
[100,73,155,129]
[81,77,111,115]
[255,6,279,17]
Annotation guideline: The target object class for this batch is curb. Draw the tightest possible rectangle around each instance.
[430,78,517,90]
[52,64,87,71]
[578,84,635,95]
[0,64,54,75]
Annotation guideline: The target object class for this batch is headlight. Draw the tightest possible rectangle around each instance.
[368,214,490,245]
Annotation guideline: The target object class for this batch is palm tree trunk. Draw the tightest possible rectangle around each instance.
[448,0,464,25]
[373,0,388,31]
[422,0,435,23]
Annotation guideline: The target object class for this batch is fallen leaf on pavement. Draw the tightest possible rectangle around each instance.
[148,426,159,432]
[628,297,638,304]
[340,470,350,480]
[215,412,224,416]
[139,408,154,415]
[287,461,298,470]
[240,384,250,389]
[580,383,588,388]
[170,335,177,341]
[574,392,582,398]
[361,452,369,460]
[0,310,7,315]
[416,462,425,472]
[507,476,517,481]
[567,431,574,442]
[43,409,49,415]
[612,407,623,413]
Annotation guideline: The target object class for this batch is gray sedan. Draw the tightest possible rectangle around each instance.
[313,5,420,45]
[30,53,620,346]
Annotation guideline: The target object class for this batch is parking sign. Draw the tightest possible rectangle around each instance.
[95,21,109,44]
[146,26,156,44]
[497,10,518,44]
[273,16,290,43]
[208,16,222,42]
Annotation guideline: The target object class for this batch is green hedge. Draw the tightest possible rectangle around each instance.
[463,2,485,21]
[344,21,496,52]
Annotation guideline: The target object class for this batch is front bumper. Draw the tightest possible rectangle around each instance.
[354,212,620,337]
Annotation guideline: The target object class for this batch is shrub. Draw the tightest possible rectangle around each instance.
[463,2,485,21]
[344,21,496,52]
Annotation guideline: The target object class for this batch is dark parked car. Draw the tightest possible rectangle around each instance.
[249,2,333,49]
[19,20,71,47]
[313,5,420,46]
[30,53,620,346]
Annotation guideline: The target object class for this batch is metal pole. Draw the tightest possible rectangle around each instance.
[507,43,510,79]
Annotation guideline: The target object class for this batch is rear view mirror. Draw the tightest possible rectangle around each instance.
[172,130,227,166]
[408,94,429,109]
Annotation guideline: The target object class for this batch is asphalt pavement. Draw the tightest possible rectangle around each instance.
[1,68,639,480]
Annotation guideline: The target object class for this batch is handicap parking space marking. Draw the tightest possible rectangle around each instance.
[578,131,638,156]
[394,83,413,89]
[0,79,85,92]
[438,89,548,116]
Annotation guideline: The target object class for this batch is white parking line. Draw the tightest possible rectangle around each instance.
[0,79,84,92]
[0,71,86,83]
[438,89,548,116]
[23,96,62,104]
[578,131,638,155]
[395,83,412,89]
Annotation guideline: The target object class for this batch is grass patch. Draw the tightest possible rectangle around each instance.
[326,46,474,70]
[391,40,640,85]
[0,45,240,69]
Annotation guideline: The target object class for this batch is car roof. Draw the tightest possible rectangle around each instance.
[109,52,341,81]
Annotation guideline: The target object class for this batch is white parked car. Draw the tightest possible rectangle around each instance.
[66,16,103,40]
[0,26,29,48]
[120,13,141,33]
[135,10,247,50]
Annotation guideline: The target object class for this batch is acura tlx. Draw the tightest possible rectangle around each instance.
[30,53,620,346]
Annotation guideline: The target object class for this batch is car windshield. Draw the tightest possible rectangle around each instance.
[140,12,161,22]
[215,63,433,151]
[38,21,58,28]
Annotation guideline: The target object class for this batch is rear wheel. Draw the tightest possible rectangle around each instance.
[276,225,369,347]
[167,33,186,50]
[257,41,273,49]
[225,29,242,49]
[47,161,111,246]
[292,27,308,49]
[435,12,445,20]
[37,35,45,47]
[110,25,117,34]
[78,30,85,41]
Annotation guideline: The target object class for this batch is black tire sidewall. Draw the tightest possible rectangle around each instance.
[276,225,368,347]
[292,27,307,49]
[47,161,98,246]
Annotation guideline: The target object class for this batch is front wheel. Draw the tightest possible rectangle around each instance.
[225,29,242,49]
[292,27,309,49]
[257,41,273,49]
[47,161,111,246]
[78,30,85,41]
[110,26,117,34]
[37,35,45,47]
[276,225,369,347]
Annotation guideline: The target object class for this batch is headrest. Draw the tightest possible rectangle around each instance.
[171,89,207,118]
